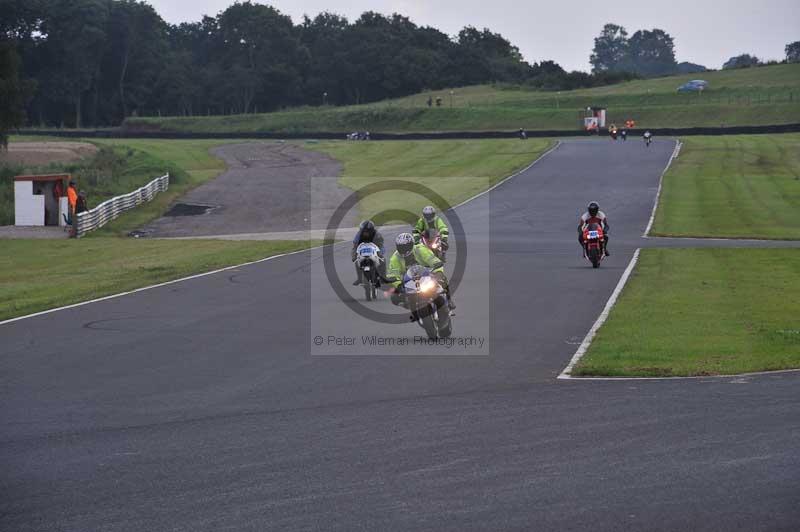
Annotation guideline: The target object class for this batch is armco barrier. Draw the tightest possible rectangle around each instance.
[75,173,168,237]
[16,123,800,140]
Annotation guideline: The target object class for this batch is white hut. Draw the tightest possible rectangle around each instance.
[14,173,71,227]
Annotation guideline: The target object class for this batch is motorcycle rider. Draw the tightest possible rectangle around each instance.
[387,232,455,310]
[577,201,610,256]
[352,220,385,285]
[643,130,653,145]
[413,206,449,249]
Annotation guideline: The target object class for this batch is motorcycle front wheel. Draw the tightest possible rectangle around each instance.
[417,303,438,339]
[363,269,374,300]
[588,247,600,268]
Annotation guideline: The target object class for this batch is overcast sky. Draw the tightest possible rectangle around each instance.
[148,0,799,71]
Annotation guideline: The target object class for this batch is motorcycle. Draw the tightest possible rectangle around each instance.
[621,129,628,141]
[582,223,605,269]
[355,242,383,301]
[610,128,618,140]
[394,266,452,339]
[644,133,652,147]
[420,228,447,262]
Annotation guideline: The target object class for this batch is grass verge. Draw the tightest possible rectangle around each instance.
[651,134,800,239]
[124,64,800,133]
[573,248,800,377]
[0,238,318,321]
[310,138,552,223]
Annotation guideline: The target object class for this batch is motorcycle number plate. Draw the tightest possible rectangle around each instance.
[360,248,374,256]
[587,231,599,239]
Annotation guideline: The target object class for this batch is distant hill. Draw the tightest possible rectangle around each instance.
[124,64,800,134]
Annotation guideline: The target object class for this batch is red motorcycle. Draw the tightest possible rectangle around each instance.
[421,228,447,262]
[582,223,605,268]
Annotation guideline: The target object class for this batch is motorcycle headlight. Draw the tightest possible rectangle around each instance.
[419,277,437,294]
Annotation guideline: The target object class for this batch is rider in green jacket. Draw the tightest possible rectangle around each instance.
[412,206,449,246]
[387,232,455,310]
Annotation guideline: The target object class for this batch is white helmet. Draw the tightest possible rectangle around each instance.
[395,232,415,257]
[422,206,436,223]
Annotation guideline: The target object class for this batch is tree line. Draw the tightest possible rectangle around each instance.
[591,23,689,76]
[1,0,641,130]
[2,0,797,135]
[590,22,798,75]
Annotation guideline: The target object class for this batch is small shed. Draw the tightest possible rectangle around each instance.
[14,173,71,227]
[583,106,607,131]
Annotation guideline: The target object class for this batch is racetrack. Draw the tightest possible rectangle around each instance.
[2,139,798,531]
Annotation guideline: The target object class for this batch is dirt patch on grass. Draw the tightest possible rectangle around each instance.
[0,142,98,167]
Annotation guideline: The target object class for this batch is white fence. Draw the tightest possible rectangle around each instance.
[76,173,169,237]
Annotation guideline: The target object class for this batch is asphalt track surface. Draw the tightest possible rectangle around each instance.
[2,139,799,531]
[140,142,353,237]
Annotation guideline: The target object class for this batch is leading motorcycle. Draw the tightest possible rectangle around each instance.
[391,265,452,339]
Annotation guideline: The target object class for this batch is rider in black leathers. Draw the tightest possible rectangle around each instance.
[352,220,385,285]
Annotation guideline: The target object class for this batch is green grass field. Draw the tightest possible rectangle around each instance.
[310,138,551,223]
[0,239,317,321]
[573,248,800,377]
[124,64,800,133]
[652,134,800,239]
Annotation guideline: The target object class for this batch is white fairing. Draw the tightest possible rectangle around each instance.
[356,242,382,269]
[404,277,419,293]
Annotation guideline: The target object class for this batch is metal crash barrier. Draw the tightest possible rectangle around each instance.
[75,173,169,237]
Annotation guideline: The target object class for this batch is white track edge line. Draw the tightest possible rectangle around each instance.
[557,248,641,379]
[3,141,562,327]
[558,367,800,382]
[642,139,682,237]
[0,242,335,327]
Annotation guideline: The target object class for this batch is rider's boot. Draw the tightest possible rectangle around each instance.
[353,266,363,286]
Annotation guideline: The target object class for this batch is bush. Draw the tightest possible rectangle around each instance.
[0,164,24,225]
